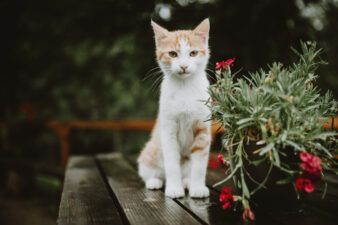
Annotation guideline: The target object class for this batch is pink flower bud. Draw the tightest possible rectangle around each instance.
[242,208,256,221]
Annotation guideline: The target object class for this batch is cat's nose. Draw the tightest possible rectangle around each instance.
[180,66,188,73]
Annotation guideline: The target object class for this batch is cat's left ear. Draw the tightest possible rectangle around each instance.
[193,18,210,43]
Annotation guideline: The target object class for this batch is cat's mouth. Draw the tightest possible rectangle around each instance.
[178,71,191,76]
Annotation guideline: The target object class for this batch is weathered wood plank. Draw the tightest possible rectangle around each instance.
[175,189,278,225]
[57,156,123,225]
[271,204,338,225]
[125,154,275,224]
[206,168,285,224]
[317,172,338,197]
[303,191,338,215]
[97,153,202,225]
[125,154,246,225]
[124,153,338,224]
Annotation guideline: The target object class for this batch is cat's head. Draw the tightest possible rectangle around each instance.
[151,19,210,79]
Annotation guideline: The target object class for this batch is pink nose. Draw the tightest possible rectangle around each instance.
[180,66,188,72]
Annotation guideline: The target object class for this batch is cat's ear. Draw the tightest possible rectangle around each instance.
[151,20,169,46]
[193,18,210,43]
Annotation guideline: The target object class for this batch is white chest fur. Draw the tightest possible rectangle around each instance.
[159,72,210,153]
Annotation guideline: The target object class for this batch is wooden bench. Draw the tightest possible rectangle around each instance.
[57,153,338,225]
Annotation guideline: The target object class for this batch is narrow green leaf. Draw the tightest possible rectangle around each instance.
[285,140,302,150]
[276,176,294,184]
[250,157,266,166]
[272,148,280,166]
[259,142,275,155]
[213,163,240,187]
[237,118,254,125]
[241,172,250,198]
[321,181,328,199]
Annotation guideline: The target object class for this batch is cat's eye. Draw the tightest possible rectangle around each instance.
[168,51,178,58]
[190,50,198,57]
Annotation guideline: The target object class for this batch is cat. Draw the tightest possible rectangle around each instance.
[138,18,211,198]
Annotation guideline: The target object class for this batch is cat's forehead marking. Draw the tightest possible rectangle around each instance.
[178,38,190,53]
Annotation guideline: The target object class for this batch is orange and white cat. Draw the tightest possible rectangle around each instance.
[138,19,211,198]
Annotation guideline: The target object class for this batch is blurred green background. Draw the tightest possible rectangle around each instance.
[1,0,338,224]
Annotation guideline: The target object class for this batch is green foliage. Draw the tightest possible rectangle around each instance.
[208,41,337,201]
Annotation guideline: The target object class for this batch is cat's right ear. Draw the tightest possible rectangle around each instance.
[151,20,169,46]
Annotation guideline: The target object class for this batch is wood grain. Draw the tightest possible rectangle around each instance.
[57,156,123,225]
[97,153,202,225]
[174,189,278,225]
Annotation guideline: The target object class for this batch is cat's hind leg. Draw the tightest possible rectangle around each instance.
[138,163,164,189]
[138,140,164,190]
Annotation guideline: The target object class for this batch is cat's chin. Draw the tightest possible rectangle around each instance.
[174,72,192,79]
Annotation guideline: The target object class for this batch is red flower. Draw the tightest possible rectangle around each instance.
[208,159,221,169]
[218,154,225,164]
[303,170,322,184]
[295,175,315,193]
[300,152,322,174]
[215,61,227,71]
[242,208,256,221]
[219,187,234,210]
[222,201,231,210]
[295,152,322,194]
[225,58,235,67]
[215,58,236,71]
[212,98,216,102]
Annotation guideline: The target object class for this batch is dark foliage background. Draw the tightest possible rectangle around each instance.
[2,0,337,122]
[0,0,337,222]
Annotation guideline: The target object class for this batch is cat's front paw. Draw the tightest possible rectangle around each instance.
[146,178,163,190]
[189,186,209,198]
[165,186,185,198]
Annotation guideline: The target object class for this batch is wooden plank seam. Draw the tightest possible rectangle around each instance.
[94,156,131,225]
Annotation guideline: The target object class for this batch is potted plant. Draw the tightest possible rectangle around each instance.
[208,41,337,221]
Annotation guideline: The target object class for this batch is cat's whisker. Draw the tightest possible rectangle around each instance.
[207,62,215,69]
[146,70,163,78]
[153,77,164,95]
[205,69,216,77]
[150,74,163,93]
[206,64,216,71]
[143,68,162,81]
[150,73,163,85]
[205,72,216,82]
[205,68,216,74]
[143,72,163,84]
[145,66,161,76]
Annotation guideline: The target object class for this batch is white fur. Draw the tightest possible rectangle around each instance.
[139,21,211,199]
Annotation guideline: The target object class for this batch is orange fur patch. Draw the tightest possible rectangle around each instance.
[191,121,210,154]
[156,30,207,63]
[138,141,159,168]
[191,145,206,153]
[138,119,161,168]
[194,127,208,138]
